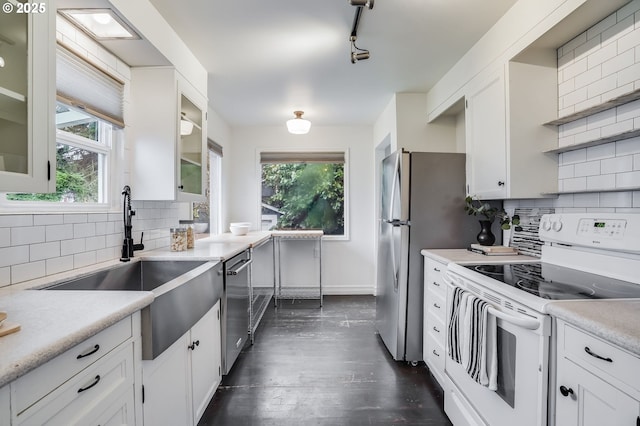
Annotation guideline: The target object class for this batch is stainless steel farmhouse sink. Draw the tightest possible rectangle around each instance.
[45,260,224,360]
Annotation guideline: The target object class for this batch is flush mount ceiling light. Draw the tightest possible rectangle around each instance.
[286,111,311,135]
[348,0,373,64]
[59,9,140,40]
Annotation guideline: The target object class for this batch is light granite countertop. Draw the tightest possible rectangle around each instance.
[547,300,640,357]
[0,290,153,387]
[421,248,539,264]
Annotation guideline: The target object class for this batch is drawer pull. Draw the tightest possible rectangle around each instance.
[77,375,101,393]
[559,385,574,397]
[433,268,441,272]
[584,346,613,363]
[433,303,441,309]
[77,344,100,360]
[432,349,440,357]
[433,326,440,333]
[432,281,441,287]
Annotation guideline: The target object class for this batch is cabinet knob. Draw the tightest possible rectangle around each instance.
[433,303,441,309]
[498,181,505,186]
[432,349,440,357]
[559,385,574,397]
[178,185,184,190]
[433,326,440,333]
[188,340,200,350]
[433,281,440,287]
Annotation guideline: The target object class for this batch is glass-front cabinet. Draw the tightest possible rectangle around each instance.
[130,67,206,201]
[0,0,55,193]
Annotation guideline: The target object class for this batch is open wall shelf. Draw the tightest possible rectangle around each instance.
[544,88,640,126]
[544,128,640,154]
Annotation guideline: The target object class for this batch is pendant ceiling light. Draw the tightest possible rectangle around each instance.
[286,111,311,135]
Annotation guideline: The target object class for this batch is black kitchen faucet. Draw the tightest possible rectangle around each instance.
[120,185,144,262]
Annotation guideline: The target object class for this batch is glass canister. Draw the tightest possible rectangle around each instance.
[170,227,187,251]
[179,220,195,249]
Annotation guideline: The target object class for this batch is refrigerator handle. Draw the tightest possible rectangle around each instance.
[391,227,399,292]
[388,153,401,221]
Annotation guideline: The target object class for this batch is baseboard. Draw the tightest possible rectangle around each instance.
[322,286,374,295]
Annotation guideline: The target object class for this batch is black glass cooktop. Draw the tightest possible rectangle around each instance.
[464,263,640,300]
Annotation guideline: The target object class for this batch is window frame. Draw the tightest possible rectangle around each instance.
[256,148,350,241]
[0,113,121,212]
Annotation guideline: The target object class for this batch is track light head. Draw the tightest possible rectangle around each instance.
[351,51,370,63]
[349,0,374,9]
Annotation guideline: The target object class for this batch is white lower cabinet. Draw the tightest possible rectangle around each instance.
[142,300,222,426]
[555,320,640,426]
[423,256,448,387]
[10,314,141,426]
[1,386,9,425]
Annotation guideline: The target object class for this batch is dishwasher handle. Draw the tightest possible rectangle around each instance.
[227,258,252,275]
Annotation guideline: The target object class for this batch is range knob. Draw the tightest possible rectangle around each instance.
[552,220,563,232]
[541,219,552,232]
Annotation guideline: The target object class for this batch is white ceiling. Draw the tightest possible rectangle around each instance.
[147,0,517,127]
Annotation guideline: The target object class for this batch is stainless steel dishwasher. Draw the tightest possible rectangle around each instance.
[222,249,251,375]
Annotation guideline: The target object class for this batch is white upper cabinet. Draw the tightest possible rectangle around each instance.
[130,67,207,201]
[465,58,558,200]
[0,0,55,193]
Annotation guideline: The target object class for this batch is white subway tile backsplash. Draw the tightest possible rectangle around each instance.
[562,32,587,56]
[574,128,601,144]
[0,229,9,248]
[616,100,640,123]
[85,236,106,251]
[563,177,587,191]
[573,193,600,207]
[45,224,73,242]
[587,109,616,129]
[73,223,96,239]
[634,153,640,170]
[61,238,86,256]
[11,261,45,284]
[602,15,635,45]
[64,214,88,224]
[559,165,575,179]
[46,256,74,276]
[575,96,604,112]
[587,174,617,190]
[0,215,33,227]
[562,87,588,108]
[601,119,634,138]
[600,191,633,207]
[562,58,588,80]
[586,144,616,160]
[559,79,575,97]
[617,0,640,23]
[74,251,97,269]
[33,215,64,226]
[11,226,45,246]
[561,149,587,164]
[0,267,9,287]
[602,48,634,77]
[634,191,640,207]
[559,118,587,137]
[587,74,618,98]
[88,213,108,223]
[617,62,640,86]
[601,156,633,174]
[616,170,640,187]
[575,160,601,177]
[586,42,617,68]
[30,242,61,262]
[587,14,617,40]
[0,246,29,268]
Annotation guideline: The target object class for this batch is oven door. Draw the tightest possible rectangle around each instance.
[444,278,550,426]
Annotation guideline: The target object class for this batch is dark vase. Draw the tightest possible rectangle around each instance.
[476,220,495,246]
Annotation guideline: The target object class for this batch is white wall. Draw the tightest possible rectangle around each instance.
[225,125,375,295]
[207,107,232,233]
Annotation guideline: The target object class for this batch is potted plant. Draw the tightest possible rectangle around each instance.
[464,195,520,246]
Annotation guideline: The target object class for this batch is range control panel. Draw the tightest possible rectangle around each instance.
[539,213,640,254]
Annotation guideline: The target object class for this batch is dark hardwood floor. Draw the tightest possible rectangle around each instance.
[199,295,452,426]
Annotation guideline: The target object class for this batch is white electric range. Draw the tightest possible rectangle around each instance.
[442,213,640,426]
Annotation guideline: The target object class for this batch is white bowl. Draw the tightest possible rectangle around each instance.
[230,222,251,227]
[230,224,250,236]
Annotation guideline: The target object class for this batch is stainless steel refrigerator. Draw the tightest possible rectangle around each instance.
[376,151,478,363]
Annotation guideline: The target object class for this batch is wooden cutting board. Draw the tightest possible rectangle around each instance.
[0,321,21,337]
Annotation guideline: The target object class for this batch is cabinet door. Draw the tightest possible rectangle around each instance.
[0,385,8,426]
[0,0,55,193]
[191,301,222,424]
[466,68,507,199]
[177,75,207,202]
[556,358,640,426]
[142,333,193,426]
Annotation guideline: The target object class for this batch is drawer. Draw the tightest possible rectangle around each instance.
[15,343,135,426]
[13,315,132,414]
[426,309,446,347]
[426,291,446,321]
[425,259,446,299]
[562,323,640,393]
[425,338,446,375]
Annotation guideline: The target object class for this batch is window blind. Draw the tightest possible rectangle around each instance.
[260,151,345,164]
[208,138,223,157]
[56,43,125,128]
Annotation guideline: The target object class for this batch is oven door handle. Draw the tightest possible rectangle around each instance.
[443,271,541,331]
[486,306,540,330]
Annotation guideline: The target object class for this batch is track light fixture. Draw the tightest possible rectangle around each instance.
[349,0,374,9]
[348,0,373,64]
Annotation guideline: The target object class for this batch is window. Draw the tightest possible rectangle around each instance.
[192,139,223,235]
[1,43,123,208]
[260,151,346,237]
